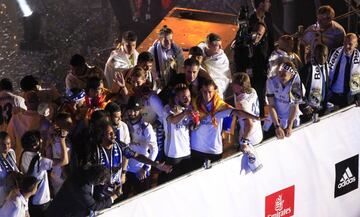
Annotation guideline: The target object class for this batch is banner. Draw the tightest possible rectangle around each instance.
[98,107,360,217]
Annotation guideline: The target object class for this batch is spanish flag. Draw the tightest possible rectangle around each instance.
[192,92,233,128]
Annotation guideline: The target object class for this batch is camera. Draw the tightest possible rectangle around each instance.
[235,6,257,47]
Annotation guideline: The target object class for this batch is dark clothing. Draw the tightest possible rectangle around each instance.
[45,172,112,217]
[158,155,192,184]
[29,201,50,217]
[190,149,222,170]
[234,39,268,116]
[330,92,359,108]
[249,12,275,56]
[122,172,151,199]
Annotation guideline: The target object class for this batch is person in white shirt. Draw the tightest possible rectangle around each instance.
[191,79,260,168]
[129,69,165,161]
[19,130,68,217]
[0,176,39,217]
[44,113,72,195]
[0,132,19,207]
[161,84,195,182]
[232,73,263,147]
[148,25,184,91]
[268,35,302,78]
[265,61,304,139]
[0,78,27,132]
[232,73,263,173]
[329,33,360,108]
[124,96,158,196]
[198,33,231,99]
[104,31,139,88]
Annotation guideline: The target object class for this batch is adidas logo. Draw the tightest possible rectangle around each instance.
[338,167,356,189]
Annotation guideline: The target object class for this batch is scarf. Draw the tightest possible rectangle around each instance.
[193,92,233,128]
[96,144,122,184]
[0,153,17,174]
[329,46,360,95]
[85,93,108,119]
[289,73,303,104]
[309,61,328,108]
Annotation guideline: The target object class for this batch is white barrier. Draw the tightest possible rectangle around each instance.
[99,107,360,217]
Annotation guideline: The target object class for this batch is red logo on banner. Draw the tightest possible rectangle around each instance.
[265,185,295,217]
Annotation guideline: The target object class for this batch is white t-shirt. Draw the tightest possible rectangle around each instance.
[127,120,158,174]
[20,152,52,205]
[234,88,263,145]
[0,91,27,132]
[266,76,302,128]
[114,121,131,145]
[142,93,164,124]
[191,108,233,154]
[163,105,191,159]
[0,190,28,217]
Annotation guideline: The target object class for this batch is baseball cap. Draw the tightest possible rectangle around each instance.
[127,96,143,110]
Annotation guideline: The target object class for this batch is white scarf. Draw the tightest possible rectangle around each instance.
[289,73,303,104]
[329,46,360,95]
[309,62,328,108]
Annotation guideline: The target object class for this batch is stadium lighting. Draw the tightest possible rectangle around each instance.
[15,0,33,17]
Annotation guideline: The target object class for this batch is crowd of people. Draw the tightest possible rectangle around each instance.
[0,0,359,216]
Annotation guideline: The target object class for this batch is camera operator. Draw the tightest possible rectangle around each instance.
[234,21,268,116]
[249,0,274,55]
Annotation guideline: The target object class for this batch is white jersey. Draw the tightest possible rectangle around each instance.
[104,47,139,88]
[265,75,302,128]
[20,152,52,205]
[0,190,28,217]
[0,91,27,132]
[142,93,164,124]
[191,108,233,154]
[268,49,300,78]
[114,121,131,145]
[234,88,263,145]
[163,105,191,159]
[198,42,231,99]
[127,119,158,174]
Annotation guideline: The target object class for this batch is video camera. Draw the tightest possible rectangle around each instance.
[235,6,257,46]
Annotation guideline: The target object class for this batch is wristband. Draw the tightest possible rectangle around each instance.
[240,137,250,145]
[274,124,280,129]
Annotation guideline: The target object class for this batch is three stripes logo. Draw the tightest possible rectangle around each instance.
[334,155,359,198]
[338,167,356,189]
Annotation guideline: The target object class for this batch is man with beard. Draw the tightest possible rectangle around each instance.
[191,79,261,168]
[90,120,171,199]
[160,84,197,182]
[123,97,161,196]
[128,68,165,161]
